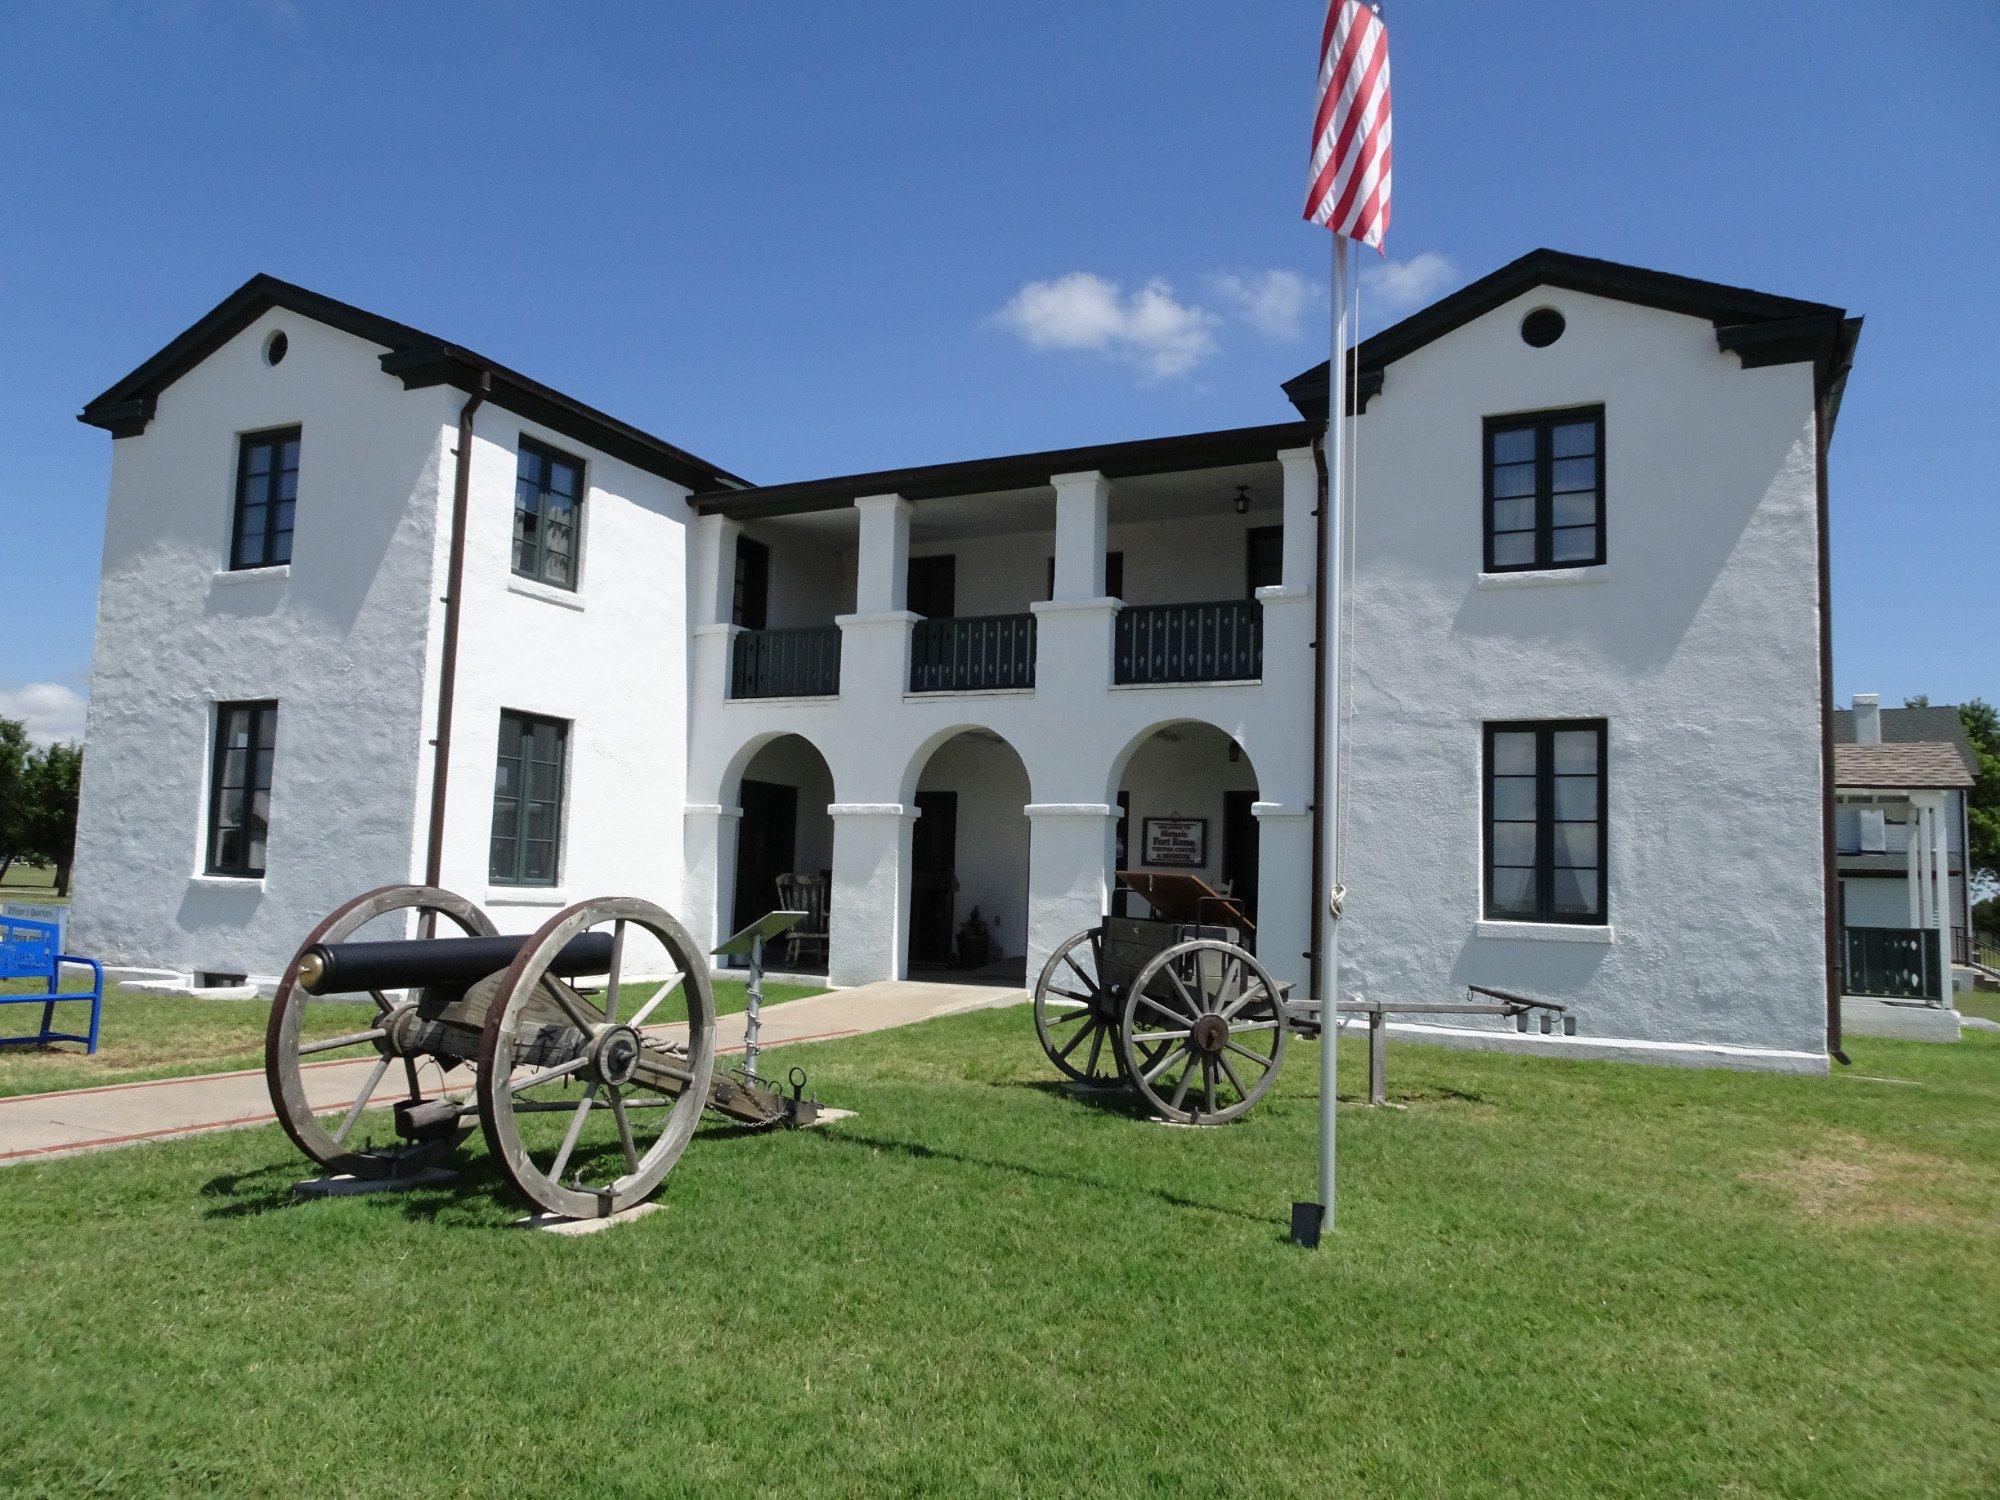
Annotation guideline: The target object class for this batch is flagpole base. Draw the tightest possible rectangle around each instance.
[1290,1200,1327,1248]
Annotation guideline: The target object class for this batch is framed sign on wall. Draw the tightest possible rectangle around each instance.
[1141,816,1207,869]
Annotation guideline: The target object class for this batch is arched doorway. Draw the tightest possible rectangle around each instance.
[904,729,1032,980]
[1113,722,1260,935]
[728,734,835,971]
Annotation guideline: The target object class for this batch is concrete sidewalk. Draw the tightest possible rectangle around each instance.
[0,979,1022,1167]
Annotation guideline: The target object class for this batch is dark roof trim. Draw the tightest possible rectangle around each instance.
[691,420,1319,520]
[78,274,748,492]
[1282,248,1852,424]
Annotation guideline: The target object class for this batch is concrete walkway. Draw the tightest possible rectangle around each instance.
[0,979,1022,1167]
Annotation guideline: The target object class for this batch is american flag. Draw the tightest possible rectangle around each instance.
[1303,0,1392,250]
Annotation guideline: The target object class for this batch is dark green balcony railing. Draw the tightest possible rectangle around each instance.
[909,613,1037,693]
[1842,925,1941,1001]
[730,626,841,700]
[1114,599,1262,685]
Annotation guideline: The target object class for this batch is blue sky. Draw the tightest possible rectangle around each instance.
[3,1,1995,742]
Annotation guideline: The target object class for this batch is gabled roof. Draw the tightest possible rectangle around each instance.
[1282,248,1861,426]
[1833,742,1975,790]
[1832,706,1978,768]
[690,420,1318,520]
[78,274,748,492]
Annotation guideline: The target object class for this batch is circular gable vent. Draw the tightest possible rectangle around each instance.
[1520,307,1565,348]
[263,329,289,366]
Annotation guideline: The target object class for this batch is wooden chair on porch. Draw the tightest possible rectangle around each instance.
[774,873,829,969]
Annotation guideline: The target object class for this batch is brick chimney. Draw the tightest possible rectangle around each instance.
[1852,692,1882,745]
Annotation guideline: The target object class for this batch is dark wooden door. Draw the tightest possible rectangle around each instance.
[1222,789,1259,924]
[733,779,797,937]
[908,554,956,619]
[910,790,958,966]
[734,536,770,629]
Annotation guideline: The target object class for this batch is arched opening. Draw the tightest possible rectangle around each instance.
[905,728,1032,982]
[1113,722,1261,939]
[727,734,835,972]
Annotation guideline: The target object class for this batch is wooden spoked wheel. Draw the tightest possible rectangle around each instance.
[476,897,717,1220]
[1032,928,1128,1087]
[1116,940,1287,1125]
[264,884,494,1179]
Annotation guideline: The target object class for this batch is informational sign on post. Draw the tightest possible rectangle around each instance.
[1141,816,1206,869]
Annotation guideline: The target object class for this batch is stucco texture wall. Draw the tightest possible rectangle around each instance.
[1334,288,1829,1058]
[70,312,454,981]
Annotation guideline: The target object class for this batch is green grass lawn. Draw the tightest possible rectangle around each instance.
[0,1011,1993,1495]
[0,861,67,906]
[0,976,818,1100]
[1958,988,2000,1025]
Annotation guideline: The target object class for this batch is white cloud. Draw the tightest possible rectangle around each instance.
[993,272,1220,379]
[1211,269,1319,342]
[0,683,87,747]
[1360,251,1458,317]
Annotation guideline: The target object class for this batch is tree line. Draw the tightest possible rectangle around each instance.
[0,719,81,897]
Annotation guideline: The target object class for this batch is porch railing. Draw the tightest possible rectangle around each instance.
[1114,599,1262,685]
[909,613,1037,693]
[730,626,841,700]
[1842,925,1942,1002]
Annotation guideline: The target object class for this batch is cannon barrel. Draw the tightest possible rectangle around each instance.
[297,931,617,995]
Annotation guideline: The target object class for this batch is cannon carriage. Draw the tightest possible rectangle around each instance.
[265,885,815,1220]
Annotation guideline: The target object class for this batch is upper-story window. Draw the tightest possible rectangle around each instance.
[1483,406,1603,572]
[513,439,584,590]
[231,427,299,570]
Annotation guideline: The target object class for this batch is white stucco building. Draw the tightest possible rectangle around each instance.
[70,250,1863,1070]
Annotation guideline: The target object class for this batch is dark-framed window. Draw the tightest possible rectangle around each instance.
[1483,406,1604,572]
[230,427,299,569]
[1483,720,1607,924]
[513,439,585,590]
[733,536,770,629]
[1245,526,1283,596]
[206,700,278,877]
[490,710,568,886]
[1045,551,1124,600]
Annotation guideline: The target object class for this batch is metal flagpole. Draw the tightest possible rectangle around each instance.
[1319,233,1349,1233]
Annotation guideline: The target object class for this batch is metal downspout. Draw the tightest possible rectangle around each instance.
[425,374,490,890]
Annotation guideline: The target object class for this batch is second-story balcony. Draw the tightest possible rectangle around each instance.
[910,612,1037,693]
[731,625,842,699]
[1114,598,1262,685]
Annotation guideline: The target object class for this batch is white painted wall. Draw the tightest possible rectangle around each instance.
[421,404,694,973]
[1334,288,1829,1061]
[70,311,454,982]
[1841,876,1912,929]
[908,507,1283,617]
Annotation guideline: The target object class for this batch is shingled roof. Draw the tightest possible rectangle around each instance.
[1833,742,1976,790]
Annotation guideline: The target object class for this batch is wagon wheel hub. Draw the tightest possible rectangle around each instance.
[590,1024,645,1087]
[1190,1013,1230,1055]
[382,1003,428,1057]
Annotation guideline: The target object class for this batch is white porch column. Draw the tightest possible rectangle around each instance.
[1050,470,1110,601]
[839,493,918,705]
[691,513,743,628]
[828,802,918,987]
[853,493,912,614]
[1921,793,1950,998]
[1251,802,1313,996]
[691,514,745,706]
[1277,445,1318,591]
[1024,802,1118,985]
[1905,798,1924,927]
[1033,471,1118,695]
[682,803,743,959]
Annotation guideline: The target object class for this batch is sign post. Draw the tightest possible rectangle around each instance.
[710,910,806,1081]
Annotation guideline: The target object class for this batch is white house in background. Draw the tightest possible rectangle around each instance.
[1831,694,1977,1039]
[70,249,1863,1071]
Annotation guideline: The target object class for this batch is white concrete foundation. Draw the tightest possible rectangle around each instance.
[1839,997,1962,1043]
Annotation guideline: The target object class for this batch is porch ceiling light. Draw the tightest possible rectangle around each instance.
[1233,485,1251,516]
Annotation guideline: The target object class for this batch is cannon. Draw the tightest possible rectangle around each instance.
[1034,892,1578,1125]
[265,885,817,1220]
